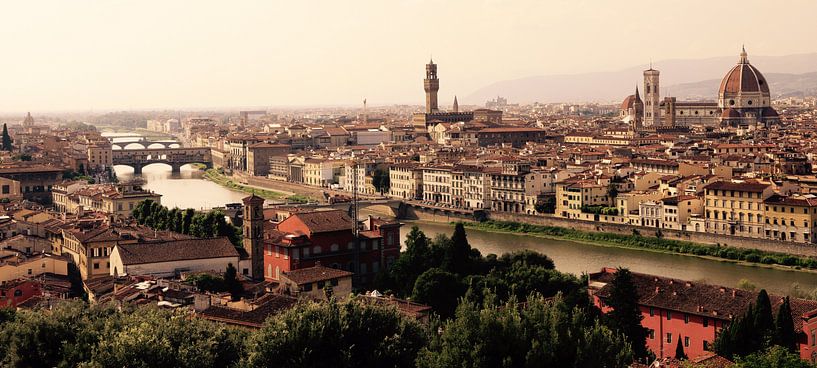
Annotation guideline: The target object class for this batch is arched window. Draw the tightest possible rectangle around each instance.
[312,246,322,254]
[330,243,339,252]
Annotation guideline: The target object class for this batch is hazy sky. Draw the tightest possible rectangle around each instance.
[1,0,815,112]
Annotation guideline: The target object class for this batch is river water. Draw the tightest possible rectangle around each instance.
[106,133,817,296]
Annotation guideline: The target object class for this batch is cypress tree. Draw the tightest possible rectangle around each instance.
[775,296,797,352]
[2,124,12,151]
[754,289,775,349]
[443,223,472,275]
[675,335,687,360]
[605,267,650,360]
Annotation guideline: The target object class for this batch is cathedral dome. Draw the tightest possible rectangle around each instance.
[718,48,771,109]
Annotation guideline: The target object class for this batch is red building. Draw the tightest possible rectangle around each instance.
[0,279,42,308]
[261,209,401,286]
[589,268,817,362]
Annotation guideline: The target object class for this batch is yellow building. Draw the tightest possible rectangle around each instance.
[0,252,68,282]
[87,141,112,172]
[53,181,161,217]
[556,179,612,219]
[763,194,817,243]
[703,180,773,238]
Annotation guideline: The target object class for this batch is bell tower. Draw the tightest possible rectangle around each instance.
[643,65,661,128]
[424,58,439,113]
[242,194,265,280]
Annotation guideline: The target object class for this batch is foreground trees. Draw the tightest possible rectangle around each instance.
[244,298,427,368]
[0,301,246,368]
[417,294,633,368]
[715,289,798,360]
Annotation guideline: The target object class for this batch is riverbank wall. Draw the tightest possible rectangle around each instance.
[402,205,817,258]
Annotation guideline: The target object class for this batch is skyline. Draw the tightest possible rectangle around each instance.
[2,0,817,112]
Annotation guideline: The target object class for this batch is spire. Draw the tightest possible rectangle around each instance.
[739,45,748,64]
[635,85,641,100]
[429,55,434,64]
[453,95,459,113]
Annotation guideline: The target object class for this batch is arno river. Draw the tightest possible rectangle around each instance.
[108,135,817,296]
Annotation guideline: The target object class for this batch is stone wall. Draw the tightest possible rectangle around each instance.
[487,212,817,258]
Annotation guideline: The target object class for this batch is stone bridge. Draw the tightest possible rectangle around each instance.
[280,199,405,218]
[112,147,212,174]
[110,140,182,150]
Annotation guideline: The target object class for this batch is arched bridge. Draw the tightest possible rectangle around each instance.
[112,147,212,174]
[110,140,182,150]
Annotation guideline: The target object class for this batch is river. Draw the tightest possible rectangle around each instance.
[106,133,817,296]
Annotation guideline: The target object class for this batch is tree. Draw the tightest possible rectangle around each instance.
[416,293,633,368]
[442,223,476,275]
[243,298,426,368]
[379,226,436,296]
[775,296,797,353]
[754,289,775,349]
[224,263,243,301]
[1,124,11,151]
[675,335,687,360]
[735,345,813,368]
[605,267,650,361]
[412,268,465,319]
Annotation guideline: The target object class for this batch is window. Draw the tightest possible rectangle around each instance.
[330,278,339,286]
[667,311,672,320]
[1,185,8,194]
[649,307,654,316]
[684,336,690,347]
[93,263,100,269]
[317,281,325,289]
[303,283,313,292]
[704,341,710,351]
[666,333,672,344]
[649,329,655,339]
[703,318,709,327]
[684,314,689,324]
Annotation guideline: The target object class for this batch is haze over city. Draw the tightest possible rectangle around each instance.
[3,0,817,111]
[3,1,817,366]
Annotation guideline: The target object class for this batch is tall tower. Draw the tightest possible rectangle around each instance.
[643,66,661,128]
[632,86,643,132]
[424,59,439,113]
[242,194,265,280]
[452,95,459,113]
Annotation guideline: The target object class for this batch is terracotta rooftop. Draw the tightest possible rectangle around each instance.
[281,264,353,285]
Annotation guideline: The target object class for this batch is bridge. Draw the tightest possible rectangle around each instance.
[111,147,212,174]
[110,140,182,150]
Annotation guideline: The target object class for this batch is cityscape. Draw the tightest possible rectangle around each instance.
[2,1,817,367]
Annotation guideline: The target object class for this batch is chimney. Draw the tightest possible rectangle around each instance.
[193,294,211,312]
[719,287,726,293]
[669,280,673,285]
[685,281,692,287]
[732,290,737,298]
[655,286,660,294]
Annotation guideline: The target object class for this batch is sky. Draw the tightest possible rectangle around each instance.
[1,0,816,112]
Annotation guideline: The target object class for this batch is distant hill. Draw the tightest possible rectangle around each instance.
[666,72,817,100]
[465,53,817,104]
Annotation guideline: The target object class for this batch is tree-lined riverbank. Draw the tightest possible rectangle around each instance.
[462,220,817,272]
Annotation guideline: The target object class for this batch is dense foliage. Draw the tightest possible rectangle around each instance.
[377,223,587,318]
[466,220,817,270]
[417,294,633,368]
[715,290,798,360]
[0,301,246,368]
[734,346,816,368]
[243,298,427,368]
[131,199,242,247]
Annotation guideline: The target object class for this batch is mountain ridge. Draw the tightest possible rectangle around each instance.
[464,53,817,104]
